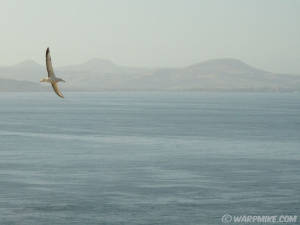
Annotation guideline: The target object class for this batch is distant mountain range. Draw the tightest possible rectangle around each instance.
[0,58,300,92]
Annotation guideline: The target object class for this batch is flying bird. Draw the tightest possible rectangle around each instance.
[40,48,65,98]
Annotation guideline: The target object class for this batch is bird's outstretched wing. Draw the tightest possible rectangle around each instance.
[51,82,64,98]
[46,48,55,77]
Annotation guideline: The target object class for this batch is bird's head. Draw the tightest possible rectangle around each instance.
[40,78,49,83]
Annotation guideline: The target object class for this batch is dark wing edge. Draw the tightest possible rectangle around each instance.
[46,47,55,77]
[51,82,64,98]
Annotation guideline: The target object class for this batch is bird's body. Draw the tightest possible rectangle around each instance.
[40,48,65,98]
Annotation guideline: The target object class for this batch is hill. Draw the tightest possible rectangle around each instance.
[0,58,299,91]
[0,78,45,92]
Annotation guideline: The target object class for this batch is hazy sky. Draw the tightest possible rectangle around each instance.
[0,0,299,73]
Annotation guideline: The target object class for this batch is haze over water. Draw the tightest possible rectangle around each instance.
[0,92,299,225]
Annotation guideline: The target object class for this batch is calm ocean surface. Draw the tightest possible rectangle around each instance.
[0,92,299,225]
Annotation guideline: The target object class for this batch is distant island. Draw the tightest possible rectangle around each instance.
[0,58,300,92]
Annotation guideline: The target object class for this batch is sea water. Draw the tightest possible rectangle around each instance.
[0,92,299,225]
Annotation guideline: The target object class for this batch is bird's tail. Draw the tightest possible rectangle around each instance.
[56,77,66,83]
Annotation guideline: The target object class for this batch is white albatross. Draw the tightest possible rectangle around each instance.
[40,47,65,98]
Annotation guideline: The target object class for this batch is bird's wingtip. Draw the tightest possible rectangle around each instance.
[46,47,50,54]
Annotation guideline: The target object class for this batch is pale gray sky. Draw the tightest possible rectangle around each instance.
[0,0,299,73]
